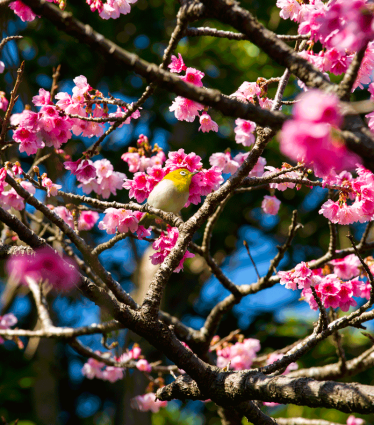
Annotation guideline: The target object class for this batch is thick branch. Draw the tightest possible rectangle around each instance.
[156,372,374,414]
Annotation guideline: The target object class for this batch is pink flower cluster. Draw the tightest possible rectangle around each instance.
[10,76,140,157]
[216,338,261,371]
[302,275,363,312]
[121,149,165,173]
[0,313,17,344]
[261,195,281,215]
[277,0,374,91]
[130,393,167,413]
[279,262,321,291]
[150,226,194,273]
[231,81,273,109]
[316,0,374,54]
[11,87,74,155]
[95,0,138,20]
[55,76,109,138]
[42,174,62,197]
[124,149,223,207]
[280,257,370,312]
[0,180,35,212]
[319,166,374,225]
[6,247,79,291]
[234,119,256,147]
[82,354,123,383]
[82,345,147,383]
[67,158,126,199]
[210,152,266,177]
[9,0,137,21]
[347,416,364,425]
[98,208,150,239]
[168,54,218,132]
[52,206,99,231]
[280,90,360,178]
[9,1,39,22]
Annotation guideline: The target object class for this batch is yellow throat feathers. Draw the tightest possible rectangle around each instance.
[162,168,194,192]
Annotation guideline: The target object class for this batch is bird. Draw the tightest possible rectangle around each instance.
[141,168,198,226]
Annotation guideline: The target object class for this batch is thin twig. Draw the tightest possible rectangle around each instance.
[243,240,260,280]
[0,61,25,145]
[186,26,310,42]
[50,64,61,98]
[0,35,23,54]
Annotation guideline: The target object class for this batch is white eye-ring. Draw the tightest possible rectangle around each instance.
[180,171,187,176]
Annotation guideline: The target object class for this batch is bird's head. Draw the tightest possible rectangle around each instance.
[163,168,199,192]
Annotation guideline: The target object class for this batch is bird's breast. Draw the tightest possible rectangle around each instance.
[147,179,189,214]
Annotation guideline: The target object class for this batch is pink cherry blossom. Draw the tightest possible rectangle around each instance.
[130,393,167,413]
[261,195,281,215]
[180,67,205,87]
[78,211,99,231]
[293,90,342,127]
[136,359,152,372]
[102,366,123,383]
[330,255,361,280]
[64,158,97,183]
[87,0,104,12]
[354,42,374,91]
[150,226,194,273]
[0,188,25,211]
[0,61,5,74]
[232,81,262,102]
[209,152,240,175]
[165,149,203,173]
[99,0,137,19]
[53,206,74,229]
[12,127,44,155]
[6,247,79,291]
[42,175,62,197]
[280,90,360,178]
[199,113,218,133]
[234,119,256,147]
[169,97,204,122]
[216,338,260,371]
[0,168,7,194]
[82,355,105,379]
[317,0,374,53]
[98,208,139,234]
[278,262,320,291]
[360,282,371,300]
[9,1,37,22]
[276,0,301,22]
[347,416,364,425]
[0,313,17,344]
[32,88,52,106]
[319,199,340,223]
[123,172,153,203]
[319,274,341,309]
[168,53,186,73]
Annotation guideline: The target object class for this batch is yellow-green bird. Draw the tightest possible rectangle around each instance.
[141,168,198,226]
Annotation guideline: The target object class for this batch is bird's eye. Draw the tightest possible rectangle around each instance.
[180,171,186,176]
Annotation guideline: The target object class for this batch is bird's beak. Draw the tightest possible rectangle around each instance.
[192,171,199,176]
